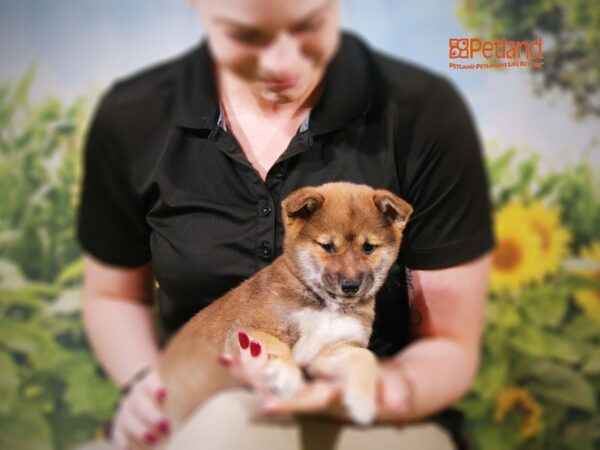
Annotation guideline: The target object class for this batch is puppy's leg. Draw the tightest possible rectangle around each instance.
[226,330,304,399]
[309,345,379,425]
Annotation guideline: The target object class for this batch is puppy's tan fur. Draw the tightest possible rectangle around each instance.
[158,182,412,431]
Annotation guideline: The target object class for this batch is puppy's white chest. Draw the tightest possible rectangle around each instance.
[289,308,369,366]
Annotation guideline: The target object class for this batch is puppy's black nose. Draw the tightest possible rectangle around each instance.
[340,278,362,294]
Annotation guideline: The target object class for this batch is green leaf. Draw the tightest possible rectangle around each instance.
[526,362,598,412]
[0,317,72,371]
[10,65,36,113]
[535,173,561,199]
[0,258,26,289]
[455,393,490,419]
[0,401,52,450]
[62,355,118,419]
[507,326,581,364]
[491,299,523,330]
[518,286,568,328]
[581,348,600,375]
[473,354,509,401]
[564,276,600,291]
[0,229,21,248]
[51,413,101,450]
[515,154,539,198]
[471,418,521,450]
[0,287,47,311]
[54,257,84,287]
[0,350,19,414]
[565,416,600,447]
[488,147,517,186]
[45,287,81,315]
[563,315,600,342]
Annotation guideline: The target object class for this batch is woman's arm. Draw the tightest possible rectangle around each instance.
[81,253,159,387]
[378,252,491,421]
[82,253,172,448]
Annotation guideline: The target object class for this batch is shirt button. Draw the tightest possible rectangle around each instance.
[261,205,272,217]
[274,169,285,179]
[260,241,272,257]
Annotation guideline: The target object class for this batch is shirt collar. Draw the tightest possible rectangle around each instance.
[216,108,310,133]
[172,31,371,136]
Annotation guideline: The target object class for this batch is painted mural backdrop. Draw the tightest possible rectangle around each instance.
[0,1,598,449]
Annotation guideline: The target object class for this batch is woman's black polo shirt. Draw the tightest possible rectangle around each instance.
[77,31,495,356]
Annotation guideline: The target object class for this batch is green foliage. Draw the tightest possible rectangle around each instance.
[456,148,600,449]
[457,0,600,118]
[486,147,600,250]
[0,257,119,449]
[0,66,88,282]
[0,74,119,449]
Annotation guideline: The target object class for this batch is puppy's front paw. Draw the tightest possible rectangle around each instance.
[263,358,303,399]
[343,382,378,425]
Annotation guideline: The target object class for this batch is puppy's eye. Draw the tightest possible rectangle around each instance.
[319,242,336,254]
[362,242,378,254]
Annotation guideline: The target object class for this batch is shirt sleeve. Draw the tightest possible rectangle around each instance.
[399,76,495,269]
[76,87,152,267]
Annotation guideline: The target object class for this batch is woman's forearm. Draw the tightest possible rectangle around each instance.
[82,296,161,387]
[380,336,480,422]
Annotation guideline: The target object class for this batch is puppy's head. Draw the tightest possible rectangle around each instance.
[282,182,412,307]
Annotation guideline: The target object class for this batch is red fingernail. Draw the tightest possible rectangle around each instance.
[217,355,232,367]
[157,419,170,434]
[238,331,250,349]
[250,340,261,357]
[143,432,157,445]
[156,388,167,402]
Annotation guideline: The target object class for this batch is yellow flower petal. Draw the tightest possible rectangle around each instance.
[494,386,544,440]
[491,202,544,292]
[526,202,571,276]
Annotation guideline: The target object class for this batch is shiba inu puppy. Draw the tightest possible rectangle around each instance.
[158,182,412,432]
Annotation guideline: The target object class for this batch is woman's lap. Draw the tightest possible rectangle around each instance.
[165,389,457,450]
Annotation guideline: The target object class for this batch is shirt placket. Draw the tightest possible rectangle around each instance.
[210,115,312,271]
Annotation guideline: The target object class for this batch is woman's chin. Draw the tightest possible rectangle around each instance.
[252,77,316,105]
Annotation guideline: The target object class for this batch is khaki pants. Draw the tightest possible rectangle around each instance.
[79,389,456,450]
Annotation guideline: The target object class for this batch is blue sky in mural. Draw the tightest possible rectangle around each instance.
[1,0,598,170]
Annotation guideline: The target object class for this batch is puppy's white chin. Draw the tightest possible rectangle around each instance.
[324,292,370,309]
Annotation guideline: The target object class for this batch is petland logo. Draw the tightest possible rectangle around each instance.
[449,37,543,70]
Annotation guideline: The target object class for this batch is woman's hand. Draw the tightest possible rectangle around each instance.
[220,332,414,423]
[261,360,414,422]
[219,332,349,421]
[375,359,414,421]
[219,332,271,395]
[111,368,171,449]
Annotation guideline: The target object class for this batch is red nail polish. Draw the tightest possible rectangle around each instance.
[238,331,250,349]
[156,388,167,402]
[217,355,232,367]
[157,419,170,434]
[250,340,261,357]
[143,432,157,445]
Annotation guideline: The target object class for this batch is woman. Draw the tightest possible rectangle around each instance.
[78,0,494,448]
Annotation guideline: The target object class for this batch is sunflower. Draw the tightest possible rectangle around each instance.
[491,201,544,292]
[524,202,571,277]
[573,241,600,322]
[494,386,544,440]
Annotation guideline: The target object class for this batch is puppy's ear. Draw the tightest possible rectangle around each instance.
[373,190,413,232]
[282,187,324,223]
